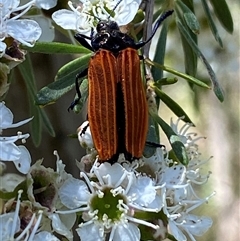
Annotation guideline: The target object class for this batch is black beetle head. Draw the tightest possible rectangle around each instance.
[96,20,120,34]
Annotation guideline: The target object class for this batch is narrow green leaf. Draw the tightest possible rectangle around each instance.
[143,115,160,158]
[151,112,189,165]
[209,0,233,33]
[177,20,224,102]
[153,85,194,124]
[175,3,198,76]
[21,42,91,54]
[36,54,91,106]
[29,99,42,146]
[18,55,42,145]
[176,0,200,34]
[152,21,168,81]
[146,59,210,89]
[200,0,223,47]
[18,54,55,139]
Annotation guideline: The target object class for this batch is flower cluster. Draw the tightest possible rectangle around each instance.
[0,0,57,57]
[52,0,141,36]
[0,100,214,241]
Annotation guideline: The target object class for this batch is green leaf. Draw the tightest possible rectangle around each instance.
[209,0,233,33]
[21,42,91,54]
[18,54,55,145]
[146,59,210,89]
[153,85,194,124]
[177,20,224,102]
[176,0,200,34]
[143,115,160,158]
[151,112,189,165]
[152,21,168,81]
[29,100,42,146]
[36,54,91,106]
[175,2,198,76]
[200,0,223,47]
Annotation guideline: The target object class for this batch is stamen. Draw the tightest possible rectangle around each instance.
[111,186,124,196]
[128,202,160,212]
[184,229,197,241]
[11,1,34,20]
[28,211,43,241]
[78,216,97,227]
[179,122,193,135]
[127,215,159,230]
[15,213,36,241]
[114,169,128,188]
[185,192,215,213]
[11,190,23,238]
[117,200,128,212]
[109,224,117,241]
[55,206,89,214]
[124,172,134,194]
[80,171,95,193]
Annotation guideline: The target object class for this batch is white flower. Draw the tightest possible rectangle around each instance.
[52,0,141,35]
[169,214,213,241]
[0,190,58,241]
[0,102,32,174]
[0,0,42,57]
[56,162,162,241]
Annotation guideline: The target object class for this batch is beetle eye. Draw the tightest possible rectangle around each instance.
[97,22,107,32]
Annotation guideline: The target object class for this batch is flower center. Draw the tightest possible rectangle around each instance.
[90,187,126,222]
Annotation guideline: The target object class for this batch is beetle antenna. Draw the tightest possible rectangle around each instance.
[136,10,174,49]
[107,0,122,20]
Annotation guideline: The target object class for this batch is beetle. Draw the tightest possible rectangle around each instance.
[71,10,174,163]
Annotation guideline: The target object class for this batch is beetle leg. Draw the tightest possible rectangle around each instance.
[146,141,165,149]
[68,68,88,111]
[75,33,94,52]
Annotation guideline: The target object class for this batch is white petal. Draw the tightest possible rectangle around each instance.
[0,173,25,191]
[35,0,57,10]
[1,0,19,16]
[59,178,90,208]
[28,15,55,42]
[48,213,74,240]
[0,102,14,129]
[13,145,31,174]
[184,214,213,236]
[0,102,32,129]
[7,19,42,46]
[0,142,21,161]
[98,163,125,186]
[58,212,76,230]
[128,176,156,206]
[0,42,7,57]
[113,222,140,241]
[114,0,140,25]
[0,212,20,239]
[147,195,163,210]
[160,165,186,186]
[76,223,103,241]
[33,231,60,241]
[52,10,79,30]
[169,220,187,241]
